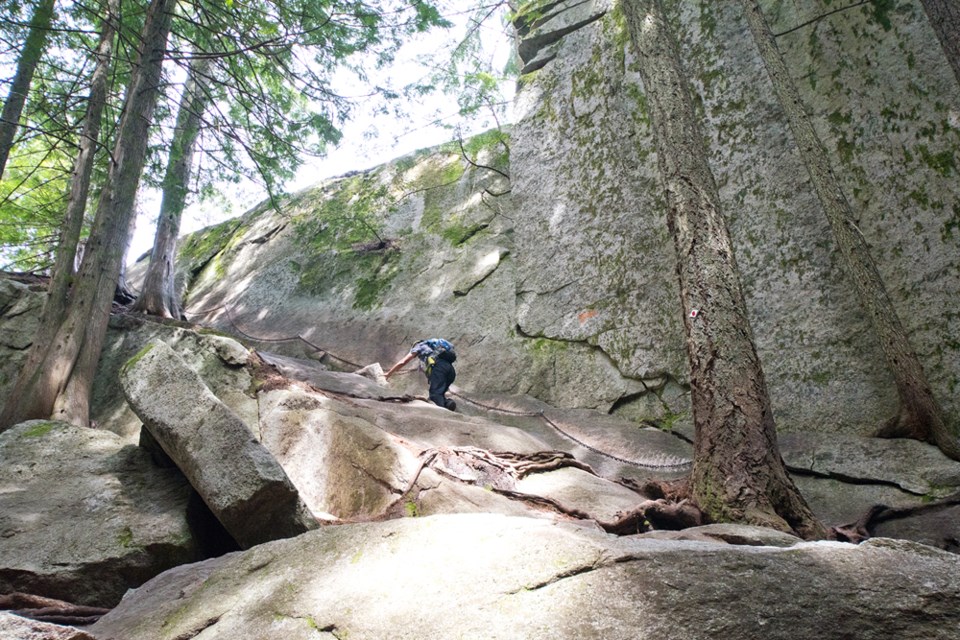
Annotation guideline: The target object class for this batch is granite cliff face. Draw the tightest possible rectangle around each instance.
[510,0,960,432]
[151,0,959,436]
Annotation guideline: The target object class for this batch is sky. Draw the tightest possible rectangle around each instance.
[127,4,516,264]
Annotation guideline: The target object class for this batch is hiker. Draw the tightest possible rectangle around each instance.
[385,338,457,411]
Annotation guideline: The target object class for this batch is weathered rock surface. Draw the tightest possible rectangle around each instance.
[260,352,409,402]
[258,388,421,521]
[0,421,196,607]
[90,514,960,640]
[120,340,316,548]
[257,349,960,541]
[512,0,960,435]
[129,0,960,437]
[872,501,960,553]
[94,316,259,441]
[780,432,960,497]
[0,278,44,402]
[0,612,96,640]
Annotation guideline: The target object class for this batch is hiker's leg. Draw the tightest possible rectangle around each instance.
[428,362,449,407]
[442,364,457,411]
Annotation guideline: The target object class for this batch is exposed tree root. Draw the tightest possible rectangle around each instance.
[831,492,960,545]
[0,592,110,626]
[398,447,712,533]
[423,447,598,490]
[621,477,692,502]
[601,498,705,535]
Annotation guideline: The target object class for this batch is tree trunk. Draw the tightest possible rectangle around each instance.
[919,0,960,87]
[0,2,119,433]
[0,0,56,177]
[47,0,119,321]
[132,55,210,319]
[0,0,174,430]
[622,0,826,539]
[739,0,960,462]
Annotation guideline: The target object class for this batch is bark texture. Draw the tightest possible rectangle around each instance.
[0,0,56,176]
[0,3,117,430]
[623,0,825,539]
[740,0,960,462]
[46,0,119,323]
[920,0,960,86]
[133,55,210,319]
[0,0,174,430]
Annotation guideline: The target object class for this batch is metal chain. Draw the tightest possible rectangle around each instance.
[450,391,692,469]
[182,305,691,470]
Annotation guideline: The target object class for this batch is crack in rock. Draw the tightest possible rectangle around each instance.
[507,551,610,594]
[171,614,222,640]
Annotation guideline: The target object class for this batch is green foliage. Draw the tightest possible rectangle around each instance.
[462,128,509,165]
[177,217,242,270]
[917,144,956,177]
[412,0,515,133]
[0,137,74,271]
[180,0,452,200]
[655,410,686,432]
[352,250,402,310]
[121,343,155,375]
[116,526,134,548]
[294,175,391,251]
[942,203,960,241]
[1,0,454,275]
[525,336,569,355]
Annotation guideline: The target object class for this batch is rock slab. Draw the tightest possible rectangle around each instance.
[0,612,96,640]
[120,339,316,548]
[0,421,196,607]
[91,514,960,640]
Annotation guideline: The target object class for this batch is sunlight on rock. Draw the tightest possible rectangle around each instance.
[465,191,483,208]
[549,201,566,234]
[428,278,448,301]
[473,250,502,276]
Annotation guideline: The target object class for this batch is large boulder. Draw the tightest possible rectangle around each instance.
[251,362,687,526]
[511,0,960,435]
[120,339,316,548]
[0,421,196,607]
[780,432,960,498]
[251,351,960,540]
[90,514,960,640]
[0,278,44,403]
[94,316,259,442]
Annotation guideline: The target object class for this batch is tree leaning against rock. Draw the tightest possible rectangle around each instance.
[738,0,960,462]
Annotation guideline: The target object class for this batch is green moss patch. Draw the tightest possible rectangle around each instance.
[22,422,55,437]
[121,343,155,374]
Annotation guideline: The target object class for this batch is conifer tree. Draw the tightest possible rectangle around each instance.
[0,0,56,178]
[738,0,960,461]
[622,0,826,539]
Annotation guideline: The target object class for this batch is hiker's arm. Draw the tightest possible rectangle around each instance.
[385,352,416,379]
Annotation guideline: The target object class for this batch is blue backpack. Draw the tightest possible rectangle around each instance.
[417,338,457,373]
